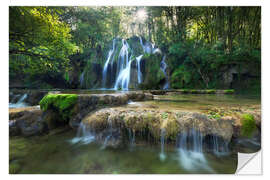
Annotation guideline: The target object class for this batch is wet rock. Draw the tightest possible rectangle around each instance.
[9,107,46,137]
[25,91,47,105]
[81,108,234,146]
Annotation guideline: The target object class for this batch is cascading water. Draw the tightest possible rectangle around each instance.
[139,36,152,54]
[114,39,132,90]
[159,128,166,161]
[128,129,136,149]
[136,55,143,84]
[177,128,214,173]
[212,135,229,156]
[9,93,28,108]
[160,55,169,90]
[101,117,113,149]
[102,39,116,88]
[70,122,95,145]
[79,71,85,87]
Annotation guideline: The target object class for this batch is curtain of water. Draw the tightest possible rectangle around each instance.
[102,39,116,88]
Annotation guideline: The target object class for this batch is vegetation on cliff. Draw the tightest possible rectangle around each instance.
[9,7,260,93]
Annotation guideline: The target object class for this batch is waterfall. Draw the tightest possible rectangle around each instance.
[70,122,95,145]
[136,55,143,84]
[9,93,28,108]
[79,71,85,87]
[159,128,166,161]
[212,135,229,156]
[102,39,116,88]
[139,36,145,53]
[101,117,113,149]
[128,129,136,149]
[114,39,132,90]
[177,129,214,173]
[160,55,169,90]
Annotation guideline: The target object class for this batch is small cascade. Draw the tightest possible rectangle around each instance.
[160,55,169,90]
[136,55,143,84]
[9,93,28,108]
[212,135,229,156]
[128,129,136,149]
[139,36,145,53]
[79,71,85,87]
[102,39,116,88]
[101,117,113,149]
[70,122,95,145]
[159,128,166,161]
[177,129,214,173]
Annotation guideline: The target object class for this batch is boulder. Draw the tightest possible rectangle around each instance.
[9,107,47,137]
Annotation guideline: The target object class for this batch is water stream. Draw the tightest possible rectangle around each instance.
[160,55,169,90]
[102,39,116,88]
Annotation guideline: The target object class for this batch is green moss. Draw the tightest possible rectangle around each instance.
[190,89,198,94]
[206,89,216,94]
[39,94,78,121]
[240,114,256,138]
[224,89,235,94]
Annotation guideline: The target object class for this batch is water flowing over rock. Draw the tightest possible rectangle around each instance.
[176,129,214,173]
[100,36,168,90]
[102,39,116,88]
[136,55,143,84]
[79,108,234,149]
[160,55,169,89]
[9,93,28,108]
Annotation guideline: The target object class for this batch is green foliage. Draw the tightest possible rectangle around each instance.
[39,94,78,121]
[9,7,78,87]
[240,114,256,138]
[161,112,168,119]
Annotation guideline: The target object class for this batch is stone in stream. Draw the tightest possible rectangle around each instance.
[9,106,47,136]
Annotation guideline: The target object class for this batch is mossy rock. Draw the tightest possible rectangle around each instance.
[240,114,256,138]
[40,94,78,125]
[206,89,216,94]
[224,89,235,94]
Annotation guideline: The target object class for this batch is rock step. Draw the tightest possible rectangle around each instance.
[148,89,235,95]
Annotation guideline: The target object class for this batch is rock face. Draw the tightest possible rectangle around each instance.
[81,108,234,148]
[9,107,47,136]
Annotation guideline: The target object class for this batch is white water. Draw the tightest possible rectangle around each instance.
[102,39,116,88]
[136,55,143,84]
[159,128,166,161]
[139,37,145,53]
[79,71,85,87]
[160,55,169,90]
[70,122,95,145]
[114,40,132,90]
[101,117,113,149]
[9,93,28,108]
[177,129,214,173]
[139,36,153,54]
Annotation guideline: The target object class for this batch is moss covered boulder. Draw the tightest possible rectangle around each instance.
[39,94,78,129]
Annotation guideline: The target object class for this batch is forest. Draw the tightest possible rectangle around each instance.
[9,6,261,94]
